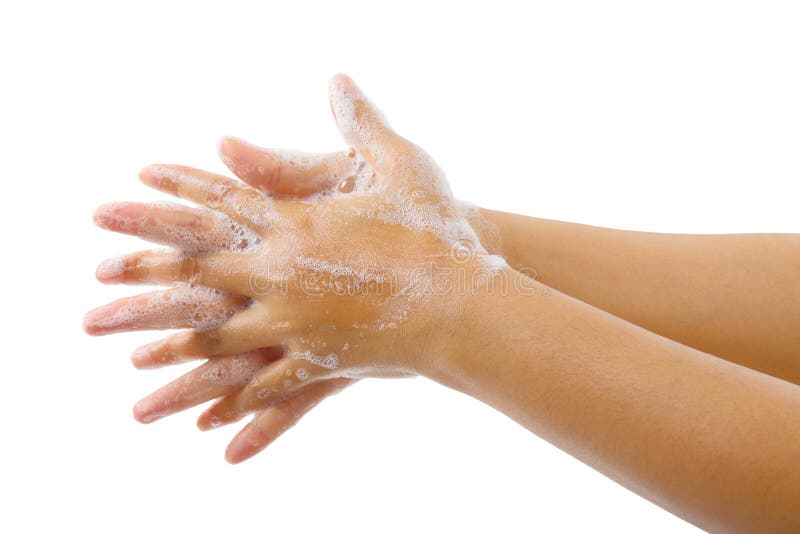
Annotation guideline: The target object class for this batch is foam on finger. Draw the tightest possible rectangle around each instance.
[133,350,277,424]
[84,285,248,335]
[94,201,263,254]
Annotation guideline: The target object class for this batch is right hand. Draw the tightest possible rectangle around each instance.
[86,76,502,464]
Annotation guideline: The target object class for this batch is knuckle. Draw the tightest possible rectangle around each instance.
[178,256,202,284]
[205,182,233,208]
[265,159,284,189]
[123,254,143,281]
[198,329,224,354]
[187,212,207,230]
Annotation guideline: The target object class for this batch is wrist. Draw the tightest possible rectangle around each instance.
[476,208,534,273]
[416,262,544,382]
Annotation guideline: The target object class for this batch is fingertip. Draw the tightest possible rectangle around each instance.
[217,136,252,173]
[218,134,248,154]
[133,398,159,424]
[82,311,101,336]
[328,74,360,123]
[95,256,126,283]
[329,73,361,100]
[131,345,157,369]
[327,74,397,159]
[93,202,139,230]
[138,165,158,187]
[224,444,244,464]
[225,429,260,464]
[216,135,237,160]
[197,408,221,432]
[92,204,111,227]
[216,136,268,187]
[139,164,175,191]
[132,401,147,423]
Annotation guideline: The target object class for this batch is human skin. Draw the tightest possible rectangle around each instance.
[206,133,800,467]
[479,211,800,384]
[85,75,800,531]
[439,272,800,532]
[219,140,800,384]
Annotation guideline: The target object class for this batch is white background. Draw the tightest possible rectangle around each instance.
[1,1,798,532]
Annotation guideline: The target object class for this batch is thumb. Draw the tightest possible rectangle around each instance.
[328,74,406,175]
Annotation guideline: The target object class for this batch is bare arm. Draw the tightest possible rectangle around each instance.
[430,269,800,532]
[85,75,800,532]
[478,210,800,383]
[216,135,800,382]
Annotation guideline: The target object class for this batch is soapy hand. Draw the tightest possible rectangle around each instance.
[85,75,502,462]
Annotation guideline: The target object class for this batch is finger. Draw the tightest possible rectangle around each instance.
[130,305,290,369]
[93,201,259,253]
[197,356,326,430]
[218,137,357,197]
[83,286,249,336]
[328,74,409,176]
[95,250,251,294]
[133,348,281,424]
[139,164,275,229]
[225,378,353,464]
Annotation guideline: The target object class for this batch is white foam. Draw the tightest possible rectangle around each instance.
[92,285,243,332]
[118,80,512,384]
[96,201,262,254]
[96,255,126,280]
[290,350,339,370]
[301,152,375,201]
[200,352,265,386]
[148,165,279,229]
[268,149,328,172]
[295,368,311,381]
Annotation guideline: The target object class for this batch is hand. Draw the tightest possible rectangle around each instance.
[86,74,502,461]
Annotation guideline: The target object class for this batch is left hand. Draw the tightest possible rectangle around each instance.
[86,74,502,462]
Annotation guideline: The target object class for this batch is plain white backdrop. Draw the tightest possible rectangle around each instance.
[1,1,798,532]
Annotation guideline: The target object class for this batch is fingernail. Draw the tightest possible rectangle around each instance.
[82,310,100,335]
[133,397,162,424]
[139,165,179,194]
[198,409,223,431]
[82,303,117,335]
[333,74,362,99]
[224,440,248,464]
[96,256,126,283]
[138,166,158,187]
[131,345,153,368]
[133,399,152,423]
[217,135,242,155]
[92,204,113,226]
[224,448,240,464]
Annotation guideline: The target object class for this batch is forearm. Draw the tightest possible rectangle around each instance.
[478,208,800,383]
[426,269,800,532]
